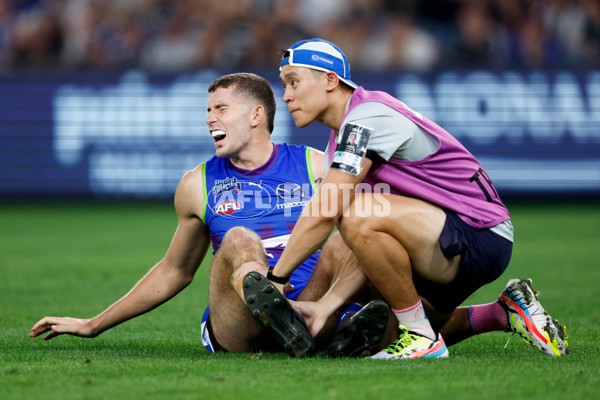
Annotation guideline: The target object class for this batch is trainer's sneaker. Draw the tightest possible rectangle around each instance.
[499,278,570,356]
[243,271,316,358]
[326,300,390,358]
[370,325,449,359]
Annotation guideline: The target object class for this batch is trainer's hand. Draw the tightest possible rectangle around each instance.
[29,317,96,341]
[290,300,328,337]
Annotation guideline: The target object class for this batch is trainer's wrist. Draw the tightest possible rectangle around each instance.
[267,266,290,284]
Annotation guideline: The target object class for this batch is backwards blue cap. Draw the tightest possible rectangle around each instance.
[280,38,358,89]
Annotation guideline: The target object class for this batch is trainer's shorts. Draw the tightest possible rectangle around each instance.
[413,210,513,314]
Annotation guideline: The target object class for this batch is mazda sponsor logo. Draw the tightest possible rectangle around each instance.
[276,183,306,200]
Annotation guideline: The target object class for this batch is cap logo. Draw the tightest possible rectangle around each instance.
[313,55,333,65]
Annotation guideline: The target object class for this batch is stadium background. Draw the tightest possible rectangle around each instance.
[1,0,599,200]
[2,2,600,399]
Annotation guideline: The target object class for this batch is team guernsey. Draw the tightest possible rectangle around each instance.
[327,87,510,230]
[202,143,319,299]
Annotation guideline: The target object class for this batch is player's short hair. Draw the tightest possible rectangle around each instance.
[208,73,276,133]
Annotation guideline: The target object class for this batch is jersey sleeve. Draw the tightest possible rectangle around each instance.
[340,99,448,164]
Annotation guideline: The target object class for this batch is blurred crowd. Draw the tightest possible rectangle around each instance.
[1,0,599,73]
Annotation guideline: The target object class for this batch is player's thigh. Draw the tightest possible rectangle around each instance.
[296,232,362,302]
[208,263,271,352]
[314,231,352,276]
[207,229,271,352]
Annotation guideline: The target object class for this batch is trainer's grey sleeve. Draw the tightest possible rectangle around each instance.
[340,102,438,161]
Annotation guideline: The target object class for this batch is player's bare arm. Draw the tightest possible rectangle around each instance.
[30,168,211,340]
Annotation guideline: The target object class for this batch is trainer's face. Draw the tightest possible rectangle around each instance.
[206,87,254,159]
[280,65,328,128]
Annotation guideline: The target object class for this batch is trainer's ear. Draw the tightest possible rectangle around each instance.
[325,71,340,92]
[250,104,265,128]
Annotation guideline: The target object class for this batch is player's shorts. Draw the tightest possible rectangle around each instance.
[201,307,225,352]
[413,209,513,314]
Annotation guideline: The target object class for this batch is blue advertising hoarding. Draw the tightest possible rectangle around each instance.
[1,69,599,199]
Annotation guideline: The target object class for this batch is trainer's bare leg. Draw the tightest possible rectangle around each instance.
[338,194,461,339]
[339,194,459,306]
[208,226,272,352]
[424,300,509,346]
[421,299,472,345]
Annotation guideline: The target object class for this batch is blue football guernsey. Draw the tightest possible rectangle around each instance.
[202,143,319,299]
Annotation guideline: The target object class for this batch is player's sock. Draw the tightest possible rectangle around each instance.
[231,262,266,303]
[337,303,363,326]
[468,301,509,334]
[392,299,436,340]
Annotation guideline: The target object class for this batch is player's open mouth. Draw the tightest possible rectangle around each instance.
[211,130,226,144]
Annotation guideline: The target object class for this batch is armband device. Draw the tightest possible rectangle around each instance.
[331,123,373,175]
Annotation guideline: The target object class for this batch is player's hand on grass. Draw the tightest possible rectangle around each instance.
[290,300,328,337]
[29,317,97,340]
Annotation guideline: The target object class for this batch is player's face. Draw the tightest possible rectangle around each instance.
[280,65,328,128]
[206,87,254,159]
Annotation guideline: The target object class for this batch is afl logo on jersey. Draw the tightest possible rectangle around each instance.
[215,200,243,215]
[276,183,306,200]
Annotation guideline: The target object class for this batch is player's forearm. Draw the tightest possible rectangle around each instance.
[88,263,192,335]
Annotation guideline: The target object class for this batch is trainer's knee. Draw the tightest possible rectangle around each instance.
[337,203,378,249]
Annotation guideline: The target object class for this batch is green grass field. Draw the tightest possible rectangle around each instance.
[1,201,599,400]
